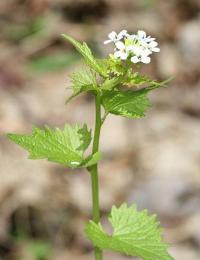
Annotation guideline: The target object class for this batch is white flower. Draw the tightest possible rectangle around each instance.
[118,30,129,39]
[148,41,160,52]
[104,29,160,64]
[131,54,151,64]
[130,45,151,64]
[135,30,160,53]
[104,30,128,44]
[114,41,128,60]
[137,30,155,43]
[137,30,147,39]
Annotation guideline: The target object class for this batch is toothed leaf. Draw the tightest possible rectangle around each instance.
[85,203,173,260]
[101,77,172,119]
[62,34,107,78]
[67,69,98,103]
[101,88,152,118]
[7,124,100,168]
[101,75,125,90]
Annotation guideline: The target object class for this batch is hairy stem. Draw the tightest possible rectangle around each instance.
[88,93,102,260]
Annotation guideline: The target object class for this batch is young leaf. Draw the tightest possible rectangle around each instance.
[67,69,98,103]
[107,56,128,76]
[95,59,109,77]
[101,88,152,118]
[125,72,155,86]
[85,203,173,260]
[147,77,174,90]
[7,124,100,168]
[71,69,96,93]
[125,73,173,89]
[101,75,124,90]
[62,34,107,78]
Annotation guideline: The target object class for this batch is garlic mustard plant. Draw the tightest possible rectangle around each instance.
[7,30,173,260]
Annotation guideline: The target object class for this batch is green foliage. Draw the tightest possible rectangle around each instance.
[7,33,172,260]
[7,124,100,168]
[101,88,152,118]
[101,77,172,118]
[107,56,128,76]
[62,34,107,78]
[67,69,99,103]
[101,75,125,90]
[71,69,97,93]
[95,59,109,77]
[85,203,173,260]
[61,35,171,112]
[125,72,155,86]
[125,73,173,89]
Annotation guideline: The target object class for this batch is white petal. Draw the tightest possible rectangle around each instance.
[132,46,143,56]
[143,49,152,56]
[126,45,134,51]
[131,56,140,63]
[127,34,137,40]
[115,41,125,50]
[140,40,149,48]
[138,30,146,38]
[118,30,128,38]
[141,56,151,64]
[104,39,112,44]
[108,31,117,41]
[120,52,128,60]
[149,41,158,48]
[145,36,155,43]
[114,50,122,58]
[152,47,160,52]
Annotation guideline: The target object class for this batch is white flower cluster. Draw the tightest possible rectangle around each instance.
[104,30,160,64]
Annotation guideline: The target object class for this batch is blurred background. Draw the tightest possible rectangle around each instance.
[1,0,200,259]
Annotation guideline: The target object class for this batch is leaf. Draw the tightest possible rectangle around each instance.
[71,69,97,93]
[107,56,127,76]
[7,124,100,168]
[101,77,171,118]
[66,69,98,103]
[96,59,109,77]
[61,34,107,78]
[125,73,173,89]
[101,75,125,90]
[85,203,173,260]
[147,77,174,90]
[125,72,154,86]
[101,88,152,118]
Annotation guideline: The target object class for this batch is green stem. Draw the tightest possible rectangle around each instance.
[88,93,103,260]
